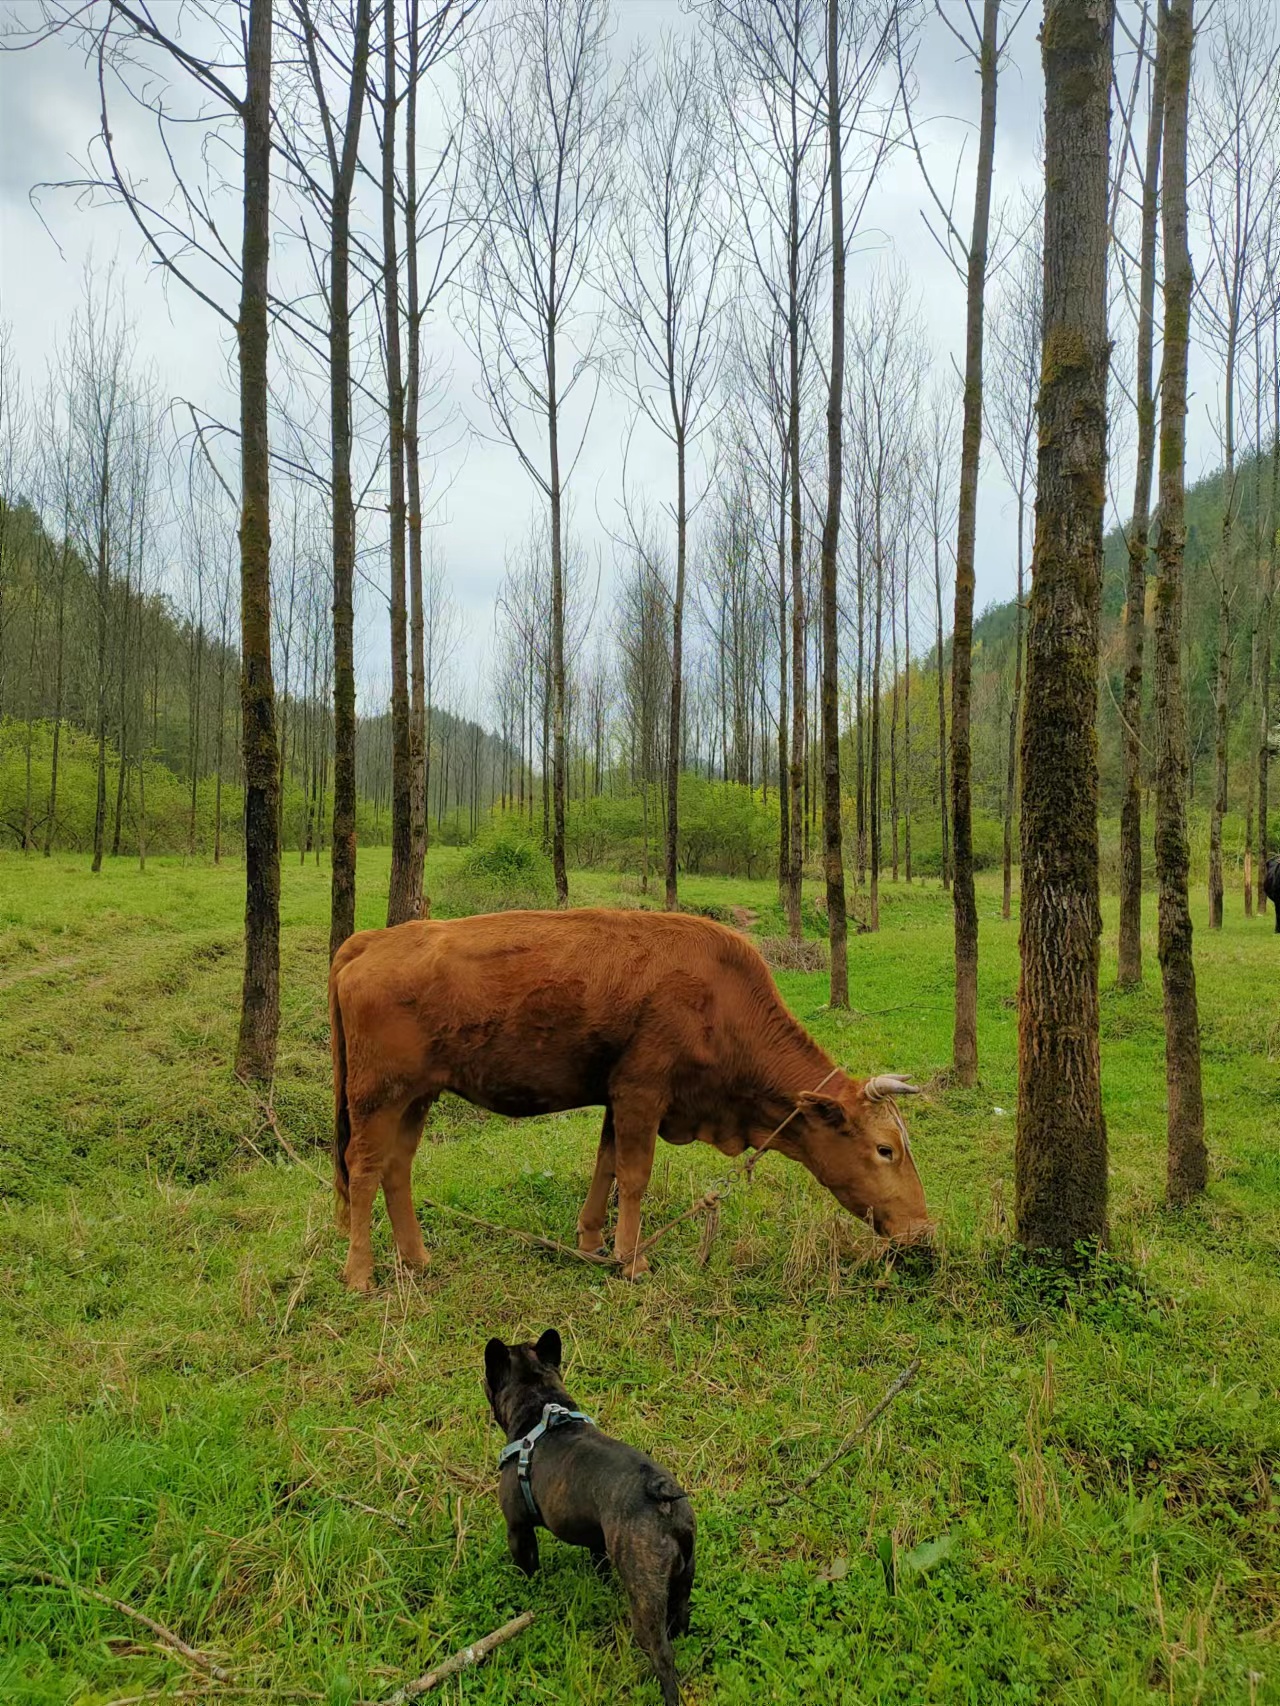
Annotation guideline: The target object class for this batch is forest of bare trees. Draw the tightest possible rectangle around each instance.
[2,0,1279,1248]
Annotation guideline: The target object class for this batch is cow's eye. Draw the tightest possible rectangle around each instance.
[876,1144,895,1161]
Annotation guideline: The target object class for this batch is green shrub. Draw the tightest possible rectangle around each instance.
[433,819,556,916]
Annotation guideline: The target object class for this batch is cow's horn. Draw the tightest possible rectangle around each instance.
[865,1074,921,1101]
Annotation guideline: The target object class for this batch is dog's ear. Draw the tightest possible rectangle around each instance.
[535,1328,562,1369]
[484,1337,510,1392]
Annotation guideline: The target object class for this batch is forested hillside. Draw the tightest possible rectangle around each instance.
[0,498,512,857]
[969,445,1277,838]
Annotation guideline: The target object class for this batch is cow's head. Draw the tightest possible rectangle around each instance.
[779,1074,930,1241]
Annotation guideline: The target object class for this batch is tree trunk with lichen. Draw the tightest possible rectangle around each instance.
[1015,0,1112,1258]
[1118,15,1166,987]
[1260,328,1279,916]
[235,0,281,1082]
[1153,0,1207,1204]
[383,0,414,927]
[820,0,848,1005]
[327,0,371,958]
[950,0,1000,1085]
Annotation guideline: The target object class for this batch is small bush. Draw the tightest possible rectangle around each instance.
[433,821,556,916]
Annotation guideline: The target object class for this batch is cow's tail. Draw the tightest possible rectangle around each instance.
[330,972,352,1231]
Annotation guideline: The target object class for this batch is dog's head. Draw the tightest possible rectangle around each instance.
[484,1329,567,1431]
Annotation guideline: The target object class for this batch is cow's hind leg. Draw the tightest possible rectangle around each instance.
[342,1105,398,1292]
[384,1097,433,1272]
[577,1107,616,1255]
[611,1094,662,1281]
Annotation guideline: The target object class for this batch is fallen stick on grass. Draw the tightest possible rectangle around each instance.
[8,1566,232,1682]
[235,1072,327,1181]
[382,1610,535,1702]
[769,1357,922,1506]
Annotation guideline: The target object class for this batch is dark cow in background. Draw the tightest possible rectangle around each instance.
[1265,856,1280,931]
[329,909,930,1291]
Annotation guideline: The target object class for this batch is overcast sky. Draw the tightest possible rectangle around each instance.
[0,0,1227,706]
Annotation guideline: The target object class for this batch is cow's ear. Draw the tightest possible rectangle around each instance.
[484,1338,510,1391]
[796,1090,846,1128]
[535,1328,562,1368]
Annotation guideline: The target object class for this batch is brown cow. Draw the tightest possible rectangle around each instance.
[329,908,930,1291]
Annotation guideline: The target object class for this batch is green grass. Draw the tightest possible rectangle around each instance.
[0,849,1277,1705]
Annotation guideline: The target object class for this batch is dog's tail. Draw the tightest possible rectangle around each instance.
[644,1469,688,1514]
[330,966,351,1230]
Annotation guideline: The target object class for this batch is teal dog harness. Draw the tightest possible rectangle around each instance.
[497,1401,595,1518]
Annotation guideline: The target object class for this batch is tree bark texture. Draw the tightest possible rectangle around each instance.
[1153,0,1207,1203]
[1208,574,1229,928]
[787,159,805,943]
[1117,15,1167,986]
[1260,326,1279,914]
[1001,490,1024,921]
[327,0,372,959]
[383,0,415,927]
[950,0,1000,1084]
[406,0,427,917]
[235,0,282,1083]
[665,432,687,912]
[820,0,849,1005]
[1015,0,1113,1258]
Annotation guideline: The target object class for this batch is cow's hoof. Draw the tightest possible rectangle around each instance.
[342,1262,376,1293]
[397,1248,431,1274]
[621,1255,651,1282]
[577,1230,607,1256]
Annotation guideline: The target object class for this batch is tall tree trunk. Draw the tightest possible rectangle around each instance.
[787,165,805,943]
[778,462,790,902]
[44,538,69,858]
[235,0,282,1083]
[890,568,900,882]
[383,0,415,927]
[904,527,912,884]
[1209,280,1240,932]
[405,0,427,916]
[1208,575,1230,927]
[1260,320,1279,914]
[950,0,1000,1085]
[548,339,569,907]
[665,427,687,912]
[328,0,371,958]
[821,0,848,1005]
[871,530,883,931]
[111,543,132,858]
[1118,16,1167,985]
[855,523,866,883]
[1154,0,1206,1201]
[1002,491,1024,920]
[91,468,110,875]
[934,527,949,888]
[1015,0,1113,1258]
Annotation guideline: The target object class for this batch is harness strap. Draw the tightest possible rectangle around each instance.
[497,1402,595,1519]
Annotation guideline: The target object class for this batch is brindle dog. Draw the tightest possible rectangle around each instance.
[484,1330,695,1705]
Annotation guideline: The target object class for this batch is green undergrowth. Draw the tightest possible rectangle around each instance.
[0,850,1276,1704]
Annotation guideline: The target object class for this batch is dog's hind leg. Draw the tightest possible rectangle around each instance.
[630,1594,680,1706]
[615,1534,682,1706]
[666,1546,693,1639]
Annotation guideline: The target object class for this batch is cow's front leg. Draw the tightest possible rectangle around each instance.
[611,1099,661,1281]
[577,1107,616,1255]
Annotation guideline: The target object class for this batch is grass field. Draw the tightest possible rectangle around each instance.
[0,848,1277,1705]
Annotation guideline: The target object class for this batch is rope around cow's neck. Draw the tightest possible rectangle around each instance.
[741,1063,844,1179]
